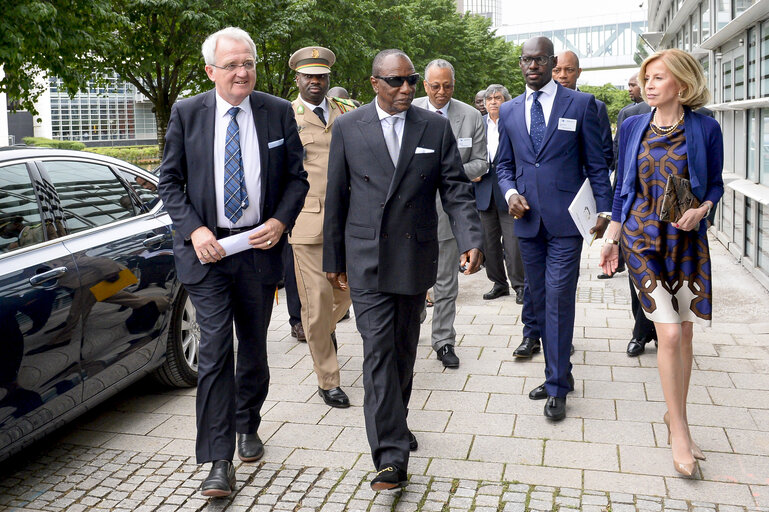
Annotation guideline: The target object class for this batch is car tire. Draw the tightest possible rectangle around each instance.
[154,287,198,387]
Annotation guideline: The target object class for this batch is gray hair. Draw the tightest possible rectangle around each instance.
[485,84,511,101]
[372,49,411,76]
[424,59,455,81]
[201,27,257,66]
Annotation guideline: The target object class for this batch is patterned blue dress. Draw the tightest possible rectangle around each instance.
[620,124,712,325]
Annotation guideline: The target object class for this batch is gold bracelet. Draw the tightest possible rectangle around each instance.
[604,238,619,245]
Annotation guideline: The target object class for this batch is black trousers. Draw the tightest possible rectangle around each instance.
[630,275,656,340]
[350,288,424,471]
[479,207,525,290]
[282,242,302,327]
[184,251,274,463]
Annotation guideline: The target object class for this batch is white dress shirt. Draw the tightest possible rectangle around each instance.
[213,92,261,228]
[375,98,406,146]
[425,99,450,117]
[301,97,329,123]
[486,115,499,163]
[504,79,559,203]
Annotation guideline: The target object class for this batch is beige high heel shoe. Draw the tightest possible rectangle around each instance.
[664,413,698,476]
[664,411,706,460]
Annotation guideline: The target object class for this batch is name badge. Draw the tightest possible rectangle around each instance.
[558,118,577,132]
[457,137,472,148]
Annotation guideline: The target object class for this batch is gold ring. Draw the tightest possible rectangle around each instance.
[513,215,519,220]
[266,240,272,246]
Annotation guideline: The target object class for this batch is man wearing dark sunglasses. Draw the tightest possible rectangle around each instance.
[323,49,483,492]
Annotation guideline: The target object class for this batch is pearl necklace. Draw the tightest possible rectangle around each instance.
[650,109,685,136]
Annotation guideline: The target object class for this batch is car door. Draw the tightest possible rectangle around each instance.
[0,161,83,455]
[37,158,176,401]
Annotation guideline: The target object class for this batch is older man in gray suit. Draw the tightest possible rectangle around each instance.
[412,59,487,368]
[324,49,483,490]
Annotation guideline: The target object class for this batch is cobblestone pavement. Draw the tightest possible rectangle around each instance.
[1,234,769,511]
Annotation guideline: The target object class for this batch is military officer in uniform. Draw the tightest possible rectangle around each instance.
[288,46,357,408]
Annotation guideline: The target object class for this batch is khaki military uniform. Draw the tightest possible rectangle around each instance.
[289,96,356,390]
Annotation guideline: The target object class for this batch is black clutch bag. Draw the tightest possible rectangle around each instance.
[659,175,700,223]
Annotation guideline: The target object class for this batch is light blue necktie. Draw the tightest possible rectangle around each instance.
[224,106,248,223]
[530,91,546,153]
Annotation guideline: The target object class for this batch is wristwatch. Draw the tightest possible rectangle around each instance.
[605,238,619,245]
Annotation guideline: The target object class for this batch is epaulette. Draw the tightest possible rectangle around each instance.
[331,97,357,113]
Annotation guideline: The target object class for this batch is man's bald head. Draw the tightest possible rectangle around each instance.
[553,50,582,90]
[627,72,642,103]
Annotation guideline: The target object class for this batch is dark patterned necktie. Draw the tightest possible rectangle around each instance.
[224,106,248,223]
[313,106,326,126]
[530,90,546,153]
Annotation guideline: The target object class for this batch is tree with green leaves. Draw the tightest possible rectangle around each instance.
[580,83,633,127]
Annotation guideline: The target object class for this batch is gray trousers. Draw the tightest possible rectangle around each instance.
[431,237,459,351]
[479,208,525,290]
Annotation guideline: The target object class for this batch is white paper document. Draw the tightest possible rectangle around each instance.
[200,224,266,264]
[568,180,598,247]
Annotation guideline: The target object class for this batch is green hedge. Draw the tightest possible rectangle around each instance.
[84,145,160,166]
[23,137,86,151]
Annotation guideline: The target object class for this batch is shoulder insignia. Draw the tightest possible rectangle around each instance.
[331,97,357,113]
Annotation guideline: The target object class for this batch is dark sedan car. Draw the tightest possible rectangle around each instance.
[0,147,198,460]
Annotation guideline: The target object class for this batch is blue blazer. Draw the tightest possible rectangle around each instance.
[474,114,509,212]
[612,108,724,225]
[496,84,613,238]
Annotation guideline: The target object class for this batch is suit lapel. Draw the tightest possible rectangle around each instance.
[622,111,653,198]
[249,92,269,218]
[448,99,463,134]
[387,107,426,201]
[356,103,396,176]
[327,98,341,128]
[537,87,572,156]
[511,96,533,155]
[201,91,218,226]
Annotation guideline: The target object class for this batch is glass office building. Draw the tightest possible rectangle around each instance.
[457,0,502,27]
[48,75,157,144]
[648,0,769,288]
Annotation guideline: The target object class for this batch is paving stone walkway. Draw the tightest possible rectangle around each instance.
[1,234,768,511]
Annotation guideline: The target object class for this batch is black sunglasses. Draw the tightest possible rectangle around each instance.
[374,73,420,87]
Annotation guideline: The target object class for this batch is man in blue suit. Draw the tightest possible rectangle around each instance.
[496,36,612,421]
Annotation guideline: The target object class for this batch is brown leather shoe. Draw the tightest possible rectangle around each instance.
[291,322,306,342]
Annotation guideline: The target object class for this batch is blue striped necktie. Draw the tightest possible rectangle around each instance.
[224,106,248,223]
[530,90,546,153]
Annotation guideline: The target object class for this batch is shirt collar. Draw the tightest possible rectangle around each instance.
[215,92,252,118]
[427,99,450,116]
[300,96,328,113]
[375,98,407,121]
[525,79,557,101]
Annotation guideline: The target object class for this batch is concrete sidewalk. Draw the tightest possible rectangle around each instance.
[1,233,768,511]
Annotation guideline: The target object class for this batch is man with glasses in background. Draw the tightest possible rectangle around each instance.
[159,27,308,496]
[323,49,483,491]
[413,59,486,369]
[495,37,612,421]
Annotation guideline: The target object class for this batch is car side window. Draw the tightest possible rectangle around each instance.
[41,160,135,234]
[0,164,45,254]
[119,170,160,212]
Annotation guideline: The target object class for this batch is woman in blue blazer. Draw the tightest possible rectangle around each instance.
[600,49,724,477]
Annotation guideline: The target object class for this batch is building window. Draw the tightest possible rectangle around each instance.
[734,0,753,18]
[735,56,745,99]
[748,109,757,180]
[762,21,769,96]
[700,57,709,86]
[724,60,733,101]
[761,109,769,184]
[685,18,691,51]
[717,0,732,30]
[748,27,757,99]
[759,204,769,273]
[746,198,755,262]
[692,12,700,47]
[721,188,734,241]
[702,2,710,41]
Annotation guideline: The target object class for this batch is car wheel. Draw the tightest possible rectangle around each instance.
[154,287,199,387]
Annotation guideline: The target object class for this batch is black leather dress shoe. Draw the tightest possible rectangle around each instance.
[528,373,575,400]
[370,464,408,491]
[290,322,306,342]
[408,430,418,451]
[626,336,655,357]
[514,287,524,304]
[237,433,264,462]
[437,345,459,368]
[318,387,350,408]
[201,460,236,497]
[513,337,541,358]
[483,285,510,300]
[597,263,626,279]
[544,396,566,421]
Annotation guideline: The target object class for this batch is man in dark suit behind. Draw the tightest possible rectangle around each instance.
[323,49,483,491]
[496,37,612,421]
[158,27,308,496]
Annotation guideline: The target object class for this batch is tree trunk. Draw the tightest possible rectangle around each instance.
[154,102,171,156]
